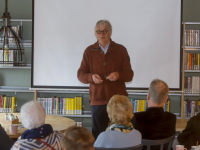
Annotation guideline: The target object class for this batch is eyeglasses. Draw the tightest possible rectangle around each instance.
[96,29,110,34]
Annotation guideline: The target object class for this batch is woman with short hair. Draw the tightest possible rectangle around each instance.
[11,101,64,150]
[94,95,142,148]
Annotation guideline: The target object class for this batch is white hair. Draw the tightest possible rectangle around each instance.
[20,101,46,129]
[94,19,112,33]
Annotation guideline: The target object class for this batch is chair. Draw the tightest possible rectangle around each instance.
[142,135,175,150]
[95,144,143,150]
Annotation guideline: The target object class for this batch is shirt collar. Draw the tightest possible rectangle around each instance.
[98,42,110,54]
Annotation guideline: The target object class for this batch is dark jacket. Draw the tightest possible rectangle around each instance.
[131,107,176,150]
[177,113,200,150]
[77,40,133,105]
[132,107,176,139]
[0,125,14,150]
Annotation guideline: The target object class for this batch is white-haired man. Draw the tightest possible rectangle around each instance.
[77,20,133,139]
[11,101,64,150]
[131,79,176,150]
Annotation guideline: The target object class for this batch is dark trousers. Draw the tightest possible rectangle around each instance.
[91,105,109,139]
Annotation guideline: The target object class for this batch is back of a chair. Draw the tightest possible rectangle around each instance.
[95,144,143,150]
[142,135,175,150]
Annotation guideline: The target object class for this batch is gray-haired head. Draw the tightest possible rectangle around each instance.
[20,101,46,129]
[148,79,169,105]
[94,19,112,33]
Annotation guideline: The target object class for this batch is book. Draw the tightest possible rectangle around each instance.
[56,97,59,114]
[59,98,63,114]
[184,101,186,118]
[71,98,75,115]
[191,101,195,117]
[130,98,135,112]
[134,100,137,113]
[187,99,190,117]
[63,98,66,115]
[3,96,7,112]
[198,54,200,70]
[0,95,4,112]
[78,97,83,115]
[66,98,70,115]
[188,53,190,70]
[185,53,188,70]
[167,100,170,112]
[184,77,188,93]
[11,96,16,113]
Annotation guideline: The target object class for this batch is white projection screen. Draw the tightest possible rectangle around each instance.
[32,0,182,90]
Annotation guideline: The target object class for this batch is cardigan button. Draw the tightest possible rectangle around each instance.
[103,62,106,65]
[104,75,107,78]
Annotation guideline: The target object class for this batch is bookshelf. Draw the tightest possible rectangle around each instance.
[0,19,33,111]
[32,89,181,120]
[182,22,200,119]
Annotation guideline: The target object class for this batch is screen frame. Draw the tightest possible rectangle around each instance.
[31,0,183,91]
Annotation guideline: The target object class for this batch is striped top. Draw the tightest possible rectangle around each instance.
[11,131,64,150]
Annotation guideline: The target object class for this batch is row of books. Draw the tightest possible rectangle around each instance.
[37,96,82,115]
[184,99,200,118]
[0,49,14,67]
[0,95,17,113]
[185,53,200,70]
[130,99,170,112]
[185,30,200,46]
[0,26,23,67]
[184,76,200,94]
[0,26,23,43]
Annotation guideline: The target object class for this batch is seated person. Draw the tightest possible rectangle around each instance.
[131,79,176,139]
[11,101,64,150]
[177,112,200,150]
[62,126,95,150]
[131,79,176,150]
[94,95,142,148]
[0,124,14,150]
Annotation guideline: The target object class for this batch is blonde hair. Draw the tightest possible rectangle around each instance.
[20,101,46,129]
[149,79,169,104]
[62,126,95,150]
[107,95,133,125]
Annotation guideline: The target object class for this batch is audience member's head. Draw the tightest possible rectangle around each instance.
[107,95,133,125]
[20,101,46,129]
[62,126,95,150]
[148,79,169,107]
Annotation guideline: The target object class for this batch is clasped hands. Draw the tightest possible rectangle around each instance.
[92,72,119,84]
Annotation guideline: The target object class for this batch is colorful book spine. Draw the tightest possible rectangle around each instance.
[59,98,63,114]
[184,101,186,118]
[63,98,66,115]
[52,96,55,114]
[56,97,59,114]
[80,97,82,115]
[75,97,78,115]
[3,96,7,113]
[134,100,137,113]
[11,97,16,113]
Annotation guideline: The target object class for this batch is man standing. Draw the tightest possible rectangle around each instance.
[77,20,133,139]
[131,79,176,140]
